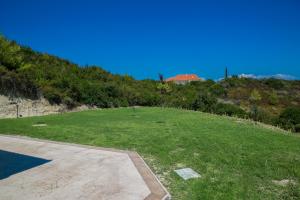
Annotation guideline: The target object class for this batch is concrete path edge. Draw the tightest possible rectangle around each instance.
[0,134,171,200]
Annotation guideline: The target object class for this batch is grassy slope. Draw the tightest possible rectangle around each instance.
[0,107,299,199]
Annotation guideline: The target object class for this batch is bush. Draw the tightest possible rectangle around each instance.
[214,103,247,118]
[295,124,300,133]
[276,107,300,132]
[62,96,77,109]
[42,86,63,104]
[0,69,39,99]
[249,89,262,103]
[263,78,285,89]
[249,105,273,123]
[192,91,217,112]
[268,90,279,105]
[209,84,226,97]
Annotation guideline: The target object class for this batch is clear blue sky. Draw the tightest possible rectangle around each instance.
[1,0,300,80]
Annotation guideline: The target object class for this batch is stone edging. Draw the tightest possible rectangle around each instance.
[0,134,171,200]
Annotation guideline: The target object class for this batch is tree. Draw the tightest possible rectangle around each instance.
[157,73,171,94]
[225,67,228,79]
[158,73,164,83]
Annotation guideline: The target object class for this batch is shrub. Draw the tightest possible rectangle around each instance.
[295,124,300,133]
[249,89,262,121]
[214,103,247,118]
[0,69,39,99]
[263,78,285,89]
[268,90,279,105]
[227,87,249,100]
[276,107,300,132]
[192,91,217,112]
[42,86,63,104]
[209,84,226,97]
[0,36,24,70]
[248,106,273,123]
[62,96,77,109]
[249,89,262,103]
[157,82,171,94]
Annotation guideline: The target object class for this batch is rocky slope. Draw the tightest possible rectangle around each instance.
[0,95,91,118]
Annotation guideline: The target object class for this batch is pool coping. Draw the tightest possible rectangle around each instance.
[0,134,171,200]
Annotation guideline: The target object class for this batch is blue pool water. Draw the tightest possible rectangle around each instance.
[0,150,51,180]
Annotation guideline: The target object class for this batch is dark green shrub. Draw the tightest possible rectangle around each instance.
[263,78,285,89]
[209,84,226,97]
[0,69,39,99]
[42,86,63,104]
[276,107,300,132]
[214,103,247,118]
[192,91,217,112]
[295,124,300,133]
[62,96,77,109]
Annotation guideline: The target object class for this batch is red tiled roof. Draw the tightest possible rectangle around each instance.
[166,74,201,82]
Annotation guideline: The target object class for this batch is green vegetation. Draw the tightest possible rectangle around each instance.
[276,107,300,132]
[0,35,300,132]
[0,107,299,199]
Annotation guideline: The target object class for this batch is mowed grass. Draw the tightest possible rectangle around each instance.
[0,107,300,199]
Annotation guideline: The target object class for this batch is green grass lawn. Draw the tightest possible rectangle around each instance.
[0,107,299,199]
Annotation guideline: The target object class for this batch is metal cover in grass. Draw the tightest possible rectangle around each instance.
[32,124,47,127]
[174,168,201,180]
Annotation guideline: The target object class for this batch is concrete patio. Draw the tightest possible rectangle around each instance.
[0,135,170,200]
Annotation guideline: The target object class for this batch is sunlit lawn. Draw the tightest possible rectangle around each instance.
[0,107,299,199]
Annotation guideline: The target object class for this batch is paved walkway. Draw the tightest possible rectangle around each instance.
[0,135,170,200]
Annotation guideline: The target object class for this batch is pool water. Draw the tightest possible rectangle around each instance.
[0,150,51,180]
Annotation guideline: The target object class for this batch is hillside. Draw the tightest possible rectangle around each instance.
[0,107,299,199]
[0,35,300,131]
[0,35,159,108]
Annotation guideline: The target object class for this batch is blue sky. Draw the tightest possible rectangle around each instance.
[1,0,300,80]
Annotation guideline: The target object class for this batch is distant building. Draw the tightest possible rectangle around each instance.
[166,74,203,84]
